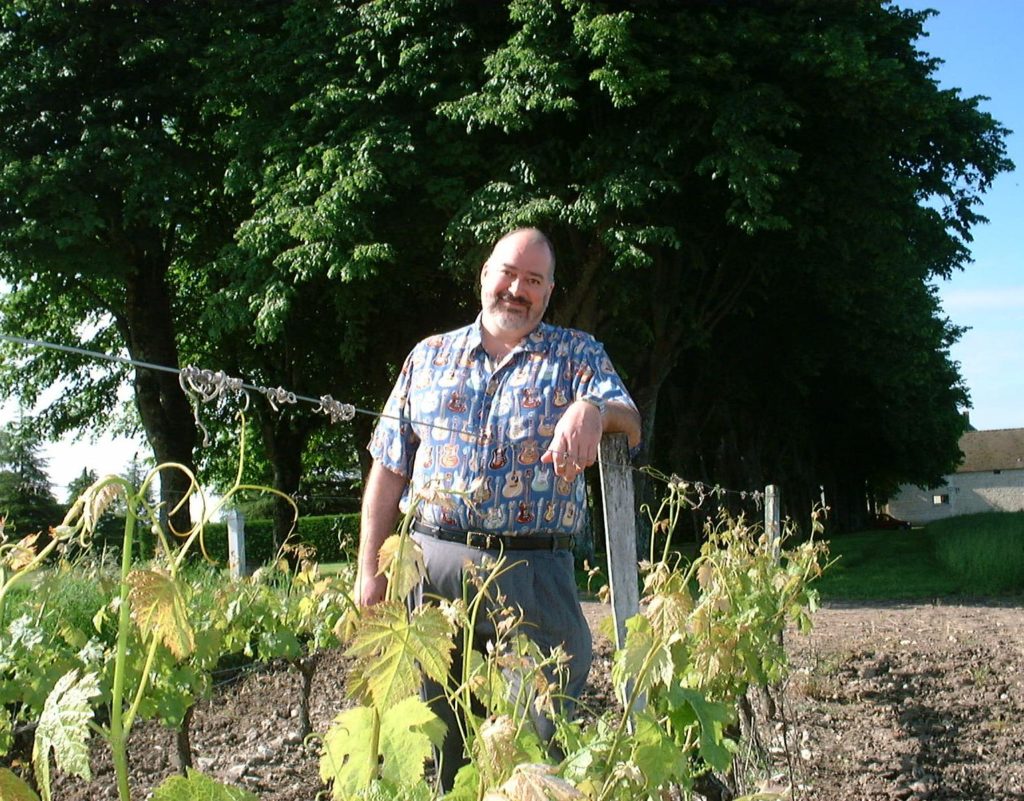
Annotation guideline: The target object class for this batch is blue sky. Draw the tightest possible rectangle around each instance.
[903,0,1023,430]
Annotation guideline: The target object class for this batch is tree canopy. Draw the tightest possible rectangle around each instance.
[0,0,1012,533]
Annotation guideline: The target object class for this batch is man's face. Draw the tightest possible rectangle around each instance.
[480,232,554,341]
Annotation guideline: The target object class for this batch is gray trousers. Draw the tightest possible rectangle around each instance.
[410,533,593,789]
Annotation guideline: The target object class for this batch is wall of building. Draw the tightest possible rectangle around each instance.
[887,468,1024,525]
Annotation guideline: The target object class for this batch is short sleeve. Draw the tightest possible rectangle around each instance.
[572,336,638,413]
[368,348,420,477]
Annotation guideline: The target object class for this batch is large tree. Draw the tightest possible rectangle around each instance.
[0,2,254,531]
[0,0,1011,538]
[422,0,1010,528]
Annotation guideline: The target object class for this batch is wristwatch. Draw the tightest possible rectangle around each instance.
[580,395,607,418]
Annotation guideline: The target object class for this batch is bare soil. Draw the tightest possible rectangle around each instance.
[37,599,1024,800]
[777,600,1024,801]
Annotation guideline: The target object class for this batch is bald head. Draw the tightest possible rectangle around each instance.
[490,227,556,282]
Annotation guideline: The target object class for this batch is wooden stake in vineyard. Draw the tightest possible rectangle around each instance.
[597,433,640,650]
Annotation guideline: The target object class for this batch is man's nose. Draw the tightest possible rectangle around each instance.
[509,276,523,294]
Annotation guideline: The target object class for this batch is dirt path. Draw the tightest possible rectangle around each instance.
[41,599,1024,800]
[778,600,1024,801]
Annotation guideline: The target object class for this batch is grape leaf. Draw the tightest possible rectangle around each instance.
[0,768,41,801]
[3,534,38,571]
[151,769,258,801]
[667,688,736,772]
[466,647,510,710]
[611,615,672,696]
[346,602,453,708]
[644,591,692,644]
[483,763,583,801]
[376,534,426,599]
[631,712,686,788]
[696,561,715,589]
[83,482,122,534]
[127,569,195,660]
[319,696,445,798]
[31,669,100,801]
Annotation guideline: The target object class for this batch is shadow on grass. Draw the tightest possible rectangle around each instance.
[816,528,963,600]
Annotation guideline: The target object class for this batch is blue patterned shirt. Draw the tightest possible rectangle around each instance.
[368,316,638,535]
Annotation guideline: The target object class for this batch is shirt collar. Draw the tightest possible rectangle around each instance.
[469,314,551,357]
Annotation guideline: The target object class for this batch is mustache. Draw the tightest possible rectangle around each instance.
[496,291,530,307]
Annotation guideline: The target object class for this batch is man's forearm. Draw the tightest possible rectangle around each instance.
[358,460,408,603]
[603,401,642,449]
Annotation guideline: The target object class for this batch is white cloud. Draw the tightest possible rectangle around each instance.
[941,286,1024,313]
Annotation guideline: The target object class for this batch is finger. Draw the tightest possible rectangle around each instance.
[554,453,573,478]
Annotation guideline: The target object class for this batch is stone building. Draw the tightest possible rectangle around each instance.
[887,428,1024,525]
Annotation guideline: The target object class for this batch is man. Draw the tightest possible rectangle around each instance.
[358,227,641,785]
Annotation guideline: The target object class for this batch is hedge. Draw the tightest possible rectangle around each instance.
[201,512,360,568]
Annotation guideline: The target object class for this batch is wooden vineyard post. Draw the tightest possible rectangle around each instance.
[598,433,640,649]
[765,484,781,562]
[598,432,644,717]
[227,509,247,579]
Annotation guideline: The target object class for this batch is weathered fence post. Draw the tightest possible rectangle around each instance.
[598,433,640,649]
[227,509,247,579]
[598,433,646,720]
[765,484,781,562]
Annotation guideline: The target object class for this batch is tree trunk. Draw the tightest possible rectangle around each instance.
[120,262,197,535]
[293,654,318,740]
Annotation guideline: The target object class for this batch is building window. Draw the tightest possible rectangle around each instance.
[993,470,1002,475]
[933,494,950,506]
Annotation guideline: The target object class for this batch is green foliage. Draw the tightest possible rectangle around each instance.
[347,602,454,710]
[0,420,62,537]
[1,448,366,801]
[0,1,281,530]
[0,707,11,756]
[0,0,1013,536]
[3,455,829,800]
[319,488,826,800]
[151,770,258,801]
[320,697,446,799]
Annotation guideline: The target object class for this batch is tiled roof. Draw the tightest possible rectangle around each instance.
[957,428,1024,473]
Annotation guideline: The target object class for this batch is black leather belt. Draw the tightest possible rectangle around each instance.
[411,520,574,552]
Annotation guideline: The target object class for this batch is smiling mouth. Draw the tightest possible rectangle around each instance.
[498,293,529,310]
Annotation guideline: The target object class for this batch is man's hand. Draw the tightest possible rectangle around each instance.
[358,569,388,608]
[541,400,603,481]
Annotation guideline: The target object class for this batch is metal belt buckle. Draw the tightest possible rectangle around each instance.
[465,530,499,550]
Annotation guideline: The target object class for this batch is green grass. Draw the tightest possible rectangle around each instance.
[815,511,1024,600]
[930,512,1024,594]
